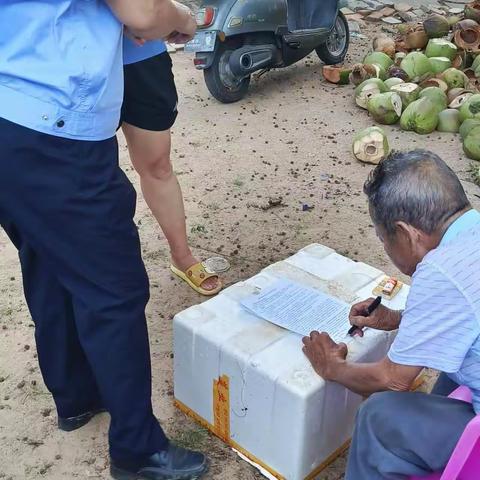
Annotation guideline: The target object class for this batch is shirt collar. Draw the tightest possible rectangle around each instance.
[440,209,480,246]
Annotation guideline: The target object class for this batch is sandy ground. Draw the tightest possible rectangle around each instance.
[1,24,480,480]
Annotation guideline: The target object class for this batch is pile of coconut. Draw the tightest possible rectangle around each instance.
[324,1,480,178]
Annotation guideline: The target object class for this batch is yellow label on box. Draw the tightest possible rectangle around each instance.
[213,375,230,442]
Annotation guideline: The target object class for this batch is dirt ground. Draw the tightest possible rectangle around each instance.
[1,24,480,480]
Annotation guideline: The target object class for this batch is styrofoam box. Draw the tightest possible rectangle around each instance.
[174,244,409,480]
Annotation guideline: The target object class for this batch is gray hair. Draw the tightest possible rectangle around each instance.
[364,149,470,235]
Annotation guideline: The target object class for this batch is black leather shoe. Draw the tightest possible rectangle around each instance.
[110,443,208,480]
[58,407,106,432]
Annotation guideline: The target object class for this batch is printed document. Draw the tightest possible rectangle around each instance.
[241,279,350,341]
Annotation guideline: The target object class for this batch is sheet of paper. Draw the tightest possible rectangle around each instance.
[241,279,350,341]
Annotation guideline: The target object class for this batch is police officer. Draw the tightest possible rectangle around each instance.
[0,1,205,479]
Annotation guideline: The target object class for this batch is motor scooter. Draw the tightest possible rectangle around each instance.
[186,0,350,103]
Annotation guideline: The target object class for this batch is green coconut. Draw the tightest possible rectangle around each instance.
[463,126,480,160]
[352,126,390,164]
[355,78,387,109]
[400,52,433,83]
[460,118,480,139]
[390,82,421,109]
[364,52,394,72]
[400,97,440,134]
[367,92,403,125]
[423,14,451,38]
[459,94,480,121]
[428,57,452,74]
[473,55,480,71]
[441,68,468,89]
[437,109,461,132]
[425,39,458,60]
[384,77,405,89]
[419,87,448,113]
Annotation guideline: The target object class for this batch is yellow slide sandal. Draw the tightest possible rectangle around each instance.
[170,262,223,296]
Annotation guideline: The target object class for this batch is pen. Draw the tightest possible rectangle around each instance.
[347,296,382,336]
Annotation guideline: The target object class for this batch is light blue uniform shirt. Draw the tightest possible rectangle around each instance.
[389,209,480,413]
[123,38,167,65]
[0,0,123,141]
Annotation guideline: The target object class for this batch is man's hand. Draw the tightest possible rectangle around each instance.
[107,0,196,41]
[302,332,348,380]
[349,298,402,335]
[169,1,196,42]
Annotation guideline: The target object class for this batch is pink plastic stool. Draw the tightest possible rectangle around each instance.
[410,386,480,480]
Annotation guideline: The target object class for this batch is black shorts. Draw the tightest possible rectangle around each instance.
[121,51,178,131]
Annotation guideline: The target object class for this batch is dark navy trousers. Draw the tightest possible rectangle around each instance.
[0,118,167,461]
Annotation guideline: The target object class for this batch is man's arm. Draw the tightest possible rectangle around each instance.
[330,357,422,397]
[302,331,422,397]
[106,0,196,40]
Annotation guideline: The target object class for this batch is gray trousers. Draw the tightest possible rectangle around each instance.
[345,374,476,479]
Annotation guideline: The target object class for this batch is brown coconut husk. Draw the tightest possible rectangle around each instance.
[452,51,467,69]
[349,64,379,86]
[453,19,480,51]
[405,28,430,50]
[420,78,449,92]
[322,65,351,85]
[372,35,396,58]
[465,1,480,23]
[447,87,472,104]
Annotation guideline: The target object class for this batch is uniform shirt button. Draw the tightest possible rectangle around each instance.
[56,120,65,128]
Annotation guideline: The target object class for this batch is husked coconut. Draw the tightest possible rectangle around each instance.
[400,97,440,134]
[390,82,420,108]
[352,126,390,164]
[367,92,403,125]
[355,78,387,109]
[437,109,461,132]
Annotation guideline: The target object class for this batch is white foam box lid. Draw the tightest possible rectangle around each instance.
[174,244,409,480]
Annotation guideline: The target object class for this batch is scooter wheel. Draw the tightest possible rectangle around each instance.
[204,44,251,104]
[316,12,350,65]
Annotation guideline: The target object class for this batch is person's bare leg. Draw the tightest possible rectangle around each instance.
[122,123,219,291]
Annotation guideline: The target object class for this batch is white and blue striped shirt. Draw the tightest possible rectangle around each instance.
[388,209,480,413]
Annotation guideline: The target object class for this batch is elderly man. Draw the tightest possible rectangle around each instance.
[0,1,206,479]
[303,150,480,479]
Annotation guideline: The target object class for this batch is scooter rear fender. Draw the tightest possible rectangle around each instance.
[198,0,287,37]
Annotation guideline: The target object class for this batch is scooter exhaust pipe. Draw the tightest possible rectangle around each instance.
[229,45,278,77]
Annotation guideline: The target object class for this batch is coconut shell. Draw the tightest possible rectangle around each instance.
[323,66,351,85]
[423,14,451,38]
[420,78,449,92]
[447,87,471,104]
[349,64,379,86]
[450,92,474,108]
[452,52,467,69]
[405,29,429,50]
[465,1,480,23]
[372,35,396,58]
[453,21,480,51]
